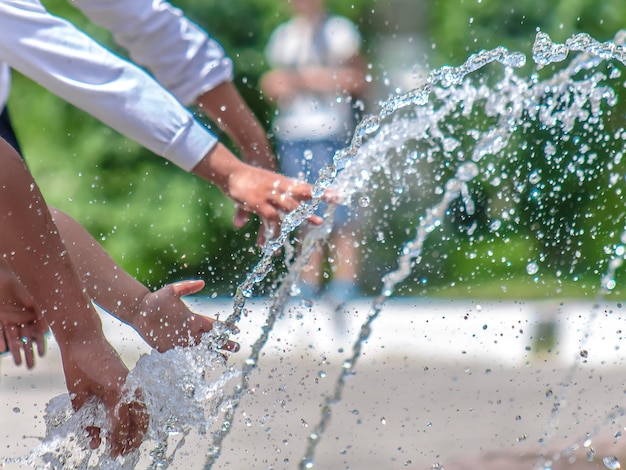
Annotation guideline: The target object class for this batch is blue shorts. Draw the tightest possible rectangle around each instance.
[276,137,355,229]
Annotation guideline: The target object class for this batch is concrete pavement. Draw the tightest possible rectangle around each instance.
[2,297,626,469]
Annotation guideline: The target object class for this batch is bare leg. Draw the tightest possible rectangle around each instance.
[331,227,359,283]
[0,138,146,456]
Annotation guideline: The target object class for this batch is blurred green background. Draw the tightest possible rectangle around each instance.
[8,0,626,299]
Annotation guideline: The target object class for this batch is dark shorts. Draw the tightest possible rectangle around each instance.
[0,106,23,157]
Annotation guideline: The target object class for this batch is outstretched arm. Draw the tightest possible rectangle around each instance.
[0,139,147,457]
[50,207,238,353]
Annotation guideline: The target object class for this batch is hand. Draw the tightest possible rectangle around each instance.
[228,164,327,245]
[0,264,48,368]
[131,280,240,353]
[193,144,335,246]
[0,315,47,369]
[61,339,148,458]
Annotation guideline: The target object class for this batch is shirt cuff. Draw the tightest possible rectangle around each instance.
[164,119,217,171]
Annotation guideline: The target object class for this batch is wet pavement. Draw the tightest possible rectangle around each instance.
[2,297,626,469]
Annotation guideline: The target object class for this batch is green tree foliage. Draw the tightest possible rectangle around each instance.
[417,0,626,297]
[8,0,626,298]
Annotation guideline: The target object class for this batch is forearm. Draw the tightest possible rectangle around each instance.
[50,208,150,326]
[262,64,367,103]
[0,147,103,346]
[196,81,278,171]
[301,64,368,97]
[191,142,249,193]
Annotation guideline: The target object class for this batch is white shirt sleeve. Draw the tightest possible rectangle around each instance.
[0,0,216,171]
[71,0,234,106]
[323,16,361,64]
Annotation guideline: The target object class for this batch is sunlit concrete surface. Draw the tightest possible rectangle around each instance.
[2,297,626,469]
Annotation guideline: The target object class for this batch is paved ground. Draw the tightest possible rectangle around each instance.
[2,297,626,469]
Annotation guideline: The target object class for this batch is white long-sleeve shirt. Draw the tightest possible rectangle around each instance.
[0,0,233,171]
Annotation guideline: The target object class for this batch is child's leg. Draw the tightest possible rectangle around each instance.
[0,137,146,456]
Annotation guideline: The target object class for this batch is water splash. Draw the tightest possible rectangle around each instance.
[206,42,530,470]
[293,29,626,468]
[4,335,239,469]
[205,28,626,468]
[8,29,626,469]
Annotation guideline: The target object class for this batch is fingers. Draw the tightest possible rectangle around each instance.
[233,206,250,228]
[22,336,35,369]
[4,324,23,366]
[0,310,38,324]
[85,426,102,450]
[34,326,47,358]
[0,325,6,354]
[170,279,205,298]
[109,397,148,458]
[188,315,240,353]
[261,177,334,233]
[1,321,47,368]
[221,339,240,353]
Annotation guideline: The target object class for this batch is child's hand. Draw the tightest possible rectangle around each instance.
[0,314,47,368]
[227,164,327,245]
[61,338,148,458]
[131,280,240,354]
[0,260,48,367]
[193,144,340,245]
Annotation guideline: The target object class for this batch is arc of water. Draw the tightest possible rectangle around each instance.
[205,29,626,469]
[298,163,479,469]
[300,30,626,469]
[201,46,528,469]
[527,30,626,469]
[224,45,526,327]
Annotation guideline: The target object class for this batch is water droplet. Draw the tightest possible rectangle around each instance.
[529,170,542,184]
[603,456,622,469]
[587,448,596,461]
[358,196,370,207]
[526,262,539,275]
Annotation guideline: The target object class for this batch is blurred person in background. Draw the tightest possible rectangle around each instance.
[261,0,368,308]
